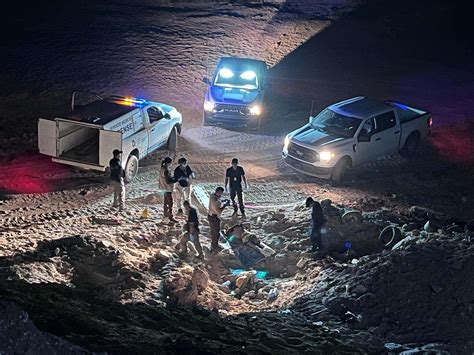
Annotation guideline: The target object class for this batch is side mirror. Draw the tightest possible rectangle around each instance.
[164,112,171,119]
[202,77,210,85]
[358,133,371,142]
[309,116,315,124]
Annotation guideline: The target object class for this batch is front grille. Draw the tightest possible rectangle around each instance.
[214,104,250,116]
[287,142,319,163]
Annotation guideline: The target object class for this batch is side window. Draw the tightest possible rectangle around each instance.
[360,118,375,135]
[147,107,163,124]
[375,111,396,132]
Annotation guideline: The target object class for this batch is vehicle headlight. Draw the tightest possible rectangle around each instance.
[284,136,290,150]
[319,151,335,163]
[204,101,214,112]
[249,105,261,116]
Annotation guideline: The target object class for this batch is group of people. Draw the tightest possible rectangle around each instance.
[109,150,250,257]
[109,150,326,263]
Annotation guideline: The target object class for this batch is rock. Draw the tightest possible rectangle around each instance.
[424,220,441,233]
[430,285,443,294]
[296,258,309,269]
[267,288,279,301]
[191,267,209,291]
[270,212,285,221]
[384,343,404,351]
[242,290,256,299]
[351,284,368,294]
[235,272,253,289]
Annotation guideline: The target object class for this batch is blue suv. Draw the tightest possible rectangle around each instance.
[203,57,268,130]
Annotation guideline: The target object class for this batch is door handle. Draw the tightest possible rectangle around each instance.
[394,131,400,134]
[375,137,381,141]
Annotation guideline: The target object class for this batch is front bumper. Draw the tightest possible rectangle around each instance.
[203,107,260,128]
[282,153,333,178]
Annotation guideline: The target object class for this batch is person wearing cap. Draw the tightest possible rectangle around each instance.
[207,186,231,254]
[306,197,326,252]
[159,157,177,222]
[109,149,125,211]
[225,158,247,218]
[173,157,196,214]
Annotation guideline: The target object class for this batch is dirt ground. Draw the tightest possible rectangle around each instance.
[1,0,473,353]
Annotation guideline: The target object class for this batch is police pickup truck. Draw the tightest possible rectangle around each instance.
[202,57,268,130]
[282,96,432,181]
[38,92,182,182]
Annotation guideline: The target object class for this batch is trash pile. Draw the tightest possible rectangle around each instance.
[290,216,474,353]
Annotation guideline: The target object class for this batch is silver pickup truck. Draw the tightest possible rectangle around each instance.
[38,92,182,182]
[282,96,432,181]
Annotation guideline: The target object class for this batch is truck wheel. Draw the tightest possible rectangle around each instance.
[202,114,209,127]
[379,225,402,249]
[124,154,139,183]
[167,126,178,152]
[400,133,419,157]
[331,157,350,182]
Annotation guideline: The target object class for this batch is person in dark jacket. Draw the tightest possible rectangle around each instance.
[225,158,248,218]
[173,157,195,214]
[109,149,125,211]
[306,197,326,252]
[159,157,176,222]
[177,200,203,260]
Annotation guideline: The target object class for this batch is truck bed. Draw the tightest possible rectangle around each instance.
[59,136,99,164]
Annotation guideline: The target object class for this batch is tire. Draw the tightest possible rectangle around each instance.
[202,113,210,127]
[167,126,178,152]
[331,157,350,182]
[342,210,363,224]
[400,133,419,157]
[379,225,402,249]
[124,154,139,183]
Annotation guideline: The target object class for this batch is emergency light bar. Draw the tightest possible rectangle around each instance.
[109,95,149,107]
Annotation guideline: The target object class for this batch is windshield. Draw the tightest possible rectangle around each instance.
[311,109,362,138]
[213,68,259,90]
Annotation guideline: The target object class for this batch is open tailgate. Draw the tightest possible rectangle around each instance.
[99,130,122,166]
[38,118,57,157]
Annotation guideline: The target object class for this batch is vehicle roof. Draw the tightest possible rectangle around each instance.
[217,57,267,69]
[66,100,137,125]
[330,97,392,119]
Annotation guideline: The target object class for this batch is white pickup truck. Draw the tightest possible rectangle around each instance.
[38,92,182,182]
[282,96,432,181]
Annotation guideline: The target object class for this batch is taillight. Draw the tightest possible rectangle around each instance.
[428,117,433,127]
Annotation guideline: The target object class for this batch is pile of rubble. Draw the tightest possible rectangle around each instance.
[290,212,474,353]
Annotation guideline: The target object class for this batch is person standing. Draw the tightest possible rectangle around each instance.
[225,158,247,218]
[159,157,177,223]
[306,197,326,252]
[174,157,196,214]
[177,200,203,260]
[207,186,230,254]
[109,149,125,211]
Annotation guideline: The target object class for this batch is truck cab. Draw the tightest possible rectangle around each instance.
[282,97,431,182]
[38,93,182,182]
[202,57,267,130]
